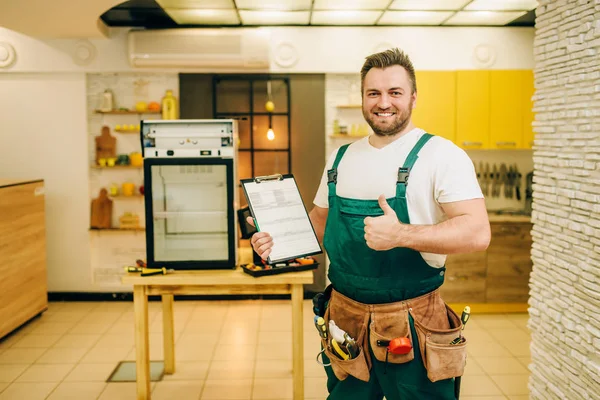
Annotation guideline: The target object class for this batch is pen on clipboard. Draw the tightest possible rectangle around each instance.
[253,218,260,232]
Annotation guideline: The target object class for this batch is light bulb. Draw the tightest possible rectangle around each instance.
[267,128,275,141]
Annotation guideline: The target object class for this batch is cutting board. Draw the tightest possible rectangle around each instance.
[90,188,113,229]
[95,126,116,164]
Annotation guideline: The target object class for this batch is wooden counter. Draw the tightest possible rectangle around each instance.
[0,179,48,339]
[441,217,532,306]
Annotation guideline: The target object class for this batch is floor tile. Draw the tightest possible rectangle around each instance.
[0,382,6,393]
[36,347,88,364]
[78,312,122,326]
[504,341,531,357]
[68,322,111,335]
[46,382,106,400]
[253,378,293,399]
[0,364,29,383]
[175,344,215,362]
[0,348,47,364]
[94,333,135,348]
[460,374,504,396]
[218,330,259,346]
[42,311,88,324]
[475,357,529,375]
[201,379,252,399]
[304,357,327,378]
[464,357,486,376]
[464,328,496,343]
[467,341,513,358]
[490,374,530,396]
[207,360,254,380]
[64,363,116,382]
[163,361,211,381]
[517,356,530,369]
[488,328,530,344]
[177,332,221,348]
[79,346,132,364]
[11,334,63,348]
[97,382,139,400]
[53,334,101,349]
[472,315,516,329]
[29,322,76,336]
[16,364,74,382]
[255,359,292,379]
[304,377,328,399]
[212,343,256,361]
[0,331,29,350]
[507,396,530,400]
[152,380,204,400]
[256,342,291,360]
[0,382,57,400]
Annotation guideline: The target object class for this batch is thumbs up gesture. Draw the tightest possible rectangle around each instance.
[364,195,402,251]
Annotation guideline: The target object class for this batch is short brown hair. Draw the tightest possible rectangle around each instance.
[360,48,417,94]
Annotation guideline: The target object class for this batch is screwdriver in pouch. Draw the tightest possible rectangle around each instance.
[141,267,174,277]
[450,306,470,345]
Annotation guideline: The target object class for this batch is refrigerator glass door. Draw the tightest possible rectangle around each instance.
[145,158,235,269]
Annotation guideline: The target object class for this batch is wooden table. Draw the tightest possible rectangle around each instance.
[122,268,314,400]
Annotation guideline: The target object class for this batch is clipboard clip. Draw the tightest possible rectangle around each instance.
[255,174,283,183]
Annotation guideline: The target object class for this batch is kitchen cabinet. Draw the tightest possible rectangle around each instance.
[440,220,532,304]
[522,70,535,149]
[412,71,456,142]
[0,179,48,339]
[456,71,490,149]
[490,70,524,149]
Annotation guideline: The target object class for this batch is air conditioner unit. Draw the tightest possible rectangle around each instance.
[128,29,270,69]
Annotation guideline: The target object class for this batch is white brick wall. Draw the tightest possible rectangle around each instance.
[530,1,600,398]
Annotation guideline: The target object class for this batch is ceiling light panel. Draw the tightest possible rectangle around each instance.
[389,0,471,11]
[164,9,240,24]
[444,11,526,25]
[465,0,538,11]
[240,11,310,25]
[156,0,235,9]
[236,0,312,10]
[311,10,381,25]
[313,0,390,10]
[378,11,453,25]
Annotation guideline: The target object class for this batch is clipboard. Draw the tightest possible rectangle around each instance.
[241,174,323,264]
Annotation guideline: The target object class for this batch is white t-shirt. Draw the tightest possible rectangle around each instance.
[313,128,483,268]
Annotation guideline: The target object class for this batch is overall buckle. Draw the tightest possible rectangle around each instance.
[327,169,338,184]
[397,167,410,185]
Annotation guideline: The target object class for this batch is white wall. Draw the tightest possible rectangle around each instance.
[0,25,534,292]
[0,73,91,291]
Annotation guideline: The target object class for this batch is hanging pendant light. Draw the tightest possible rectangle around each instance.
[266,80,275,141]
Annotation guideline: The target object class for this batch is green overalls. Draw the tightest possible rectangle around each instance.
[322,133,456,400]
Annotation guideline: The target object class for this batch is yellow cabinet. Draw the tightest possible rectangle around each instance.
[412,71,456,142]
[522,70,535,149]
[456,71,490,149]
[490,70,523,149]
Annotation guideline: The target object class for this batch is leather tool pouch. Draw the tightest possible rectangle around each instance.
[369,308,414,364]
[409,299,467,382]
[322,293,370,383]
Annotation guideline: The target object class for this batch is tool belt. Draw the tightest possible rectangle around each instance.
[321,288,467,383]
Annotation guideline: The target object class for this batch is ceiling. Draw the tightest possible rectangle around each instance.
[101,0,537,28]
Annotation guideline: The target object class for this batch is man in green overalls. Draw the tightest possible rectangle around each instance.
[249,48,491,399]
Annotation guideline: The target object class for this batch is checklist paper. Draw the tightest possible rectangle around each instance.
[241,175,322,264]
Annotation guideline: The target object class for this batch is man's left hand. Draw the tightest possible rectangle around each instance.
[364,195,403,251]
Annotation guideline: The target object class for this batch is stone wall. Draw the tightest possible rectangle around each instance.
[529,0,600,398]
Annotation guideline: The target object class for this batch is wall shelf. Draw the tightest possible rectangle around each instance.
[109,195,144,199]
[95,110,160,115]
[336,105,362,109]
[91,165,143,170]
[113,130,140,134]
[89,227,145,232]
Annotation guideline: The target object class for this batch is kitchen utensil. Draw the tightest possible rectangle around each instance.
[491,164,498,197]
[524,171,533,214]
[90,188,113,229]
[484,163,490,196]
[514,164,522,200]
[499,163,508,198]
[95,126,116,165]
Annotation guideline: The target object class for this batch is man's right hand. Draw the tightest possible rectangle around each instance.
[246,216,274,260]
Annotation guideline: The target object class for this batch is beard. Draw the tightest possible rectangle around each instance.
[363,99,414,137]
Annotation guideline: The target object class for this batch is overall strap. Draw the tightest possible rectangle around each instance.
[327,144,351,198]
[395,133,434,207]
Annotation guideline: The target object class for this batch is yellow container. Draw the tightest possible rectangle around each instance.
[161,90,178,120]
[122,182,135,197]
[129,152,143,167]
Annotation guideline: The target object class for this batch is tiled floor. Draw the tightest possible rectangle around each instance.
[0,300,531,400]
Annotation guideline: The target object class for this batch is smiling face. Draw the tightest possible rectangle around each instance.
[362,65,417,137]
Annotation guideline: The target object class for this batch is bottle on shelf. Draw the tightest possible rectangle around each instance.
[161,90,178,120]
